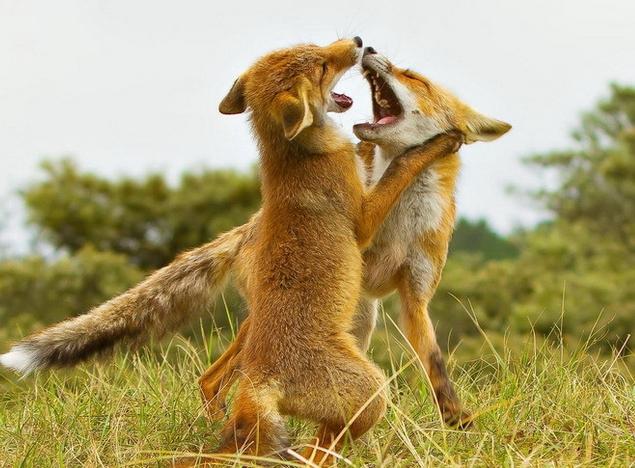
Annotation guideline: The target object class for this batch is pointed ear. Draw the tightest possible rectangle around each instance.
[464,109,511,144]
[219,76,247,114]
[275,78,314,140]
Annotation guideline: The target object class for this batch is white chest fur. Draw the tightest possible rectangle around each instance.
[362,148,447,294]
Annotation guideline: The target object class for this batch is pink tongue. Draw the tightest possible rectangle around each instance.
[376,116,398,125]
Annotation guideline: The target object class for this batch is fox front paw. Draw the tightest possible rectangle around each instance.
[436,129,464,154]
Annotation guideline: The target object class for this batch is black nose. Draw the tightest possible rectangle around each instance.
[364,46,377,55]
[353,36,363,48]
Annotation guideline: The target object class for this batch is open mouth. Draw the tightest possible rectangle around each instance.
[330,91,353,111]
[354,63,403,131]
[328,68,355,112]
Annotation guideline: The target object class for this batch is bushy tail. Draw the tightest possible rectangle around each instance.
[0,216,257,375]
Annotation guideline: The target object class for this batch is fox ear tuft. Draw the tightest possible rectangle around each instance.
[276,78,314,140]
[219,76,247,114]
[464,110,511,144]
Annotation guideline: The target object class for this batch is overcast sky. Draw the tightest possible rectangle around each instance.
[1,0,634,252]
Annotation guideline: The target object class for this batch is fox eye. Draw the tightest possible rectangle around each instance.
[322,62,328,75]
[402,70,419,80]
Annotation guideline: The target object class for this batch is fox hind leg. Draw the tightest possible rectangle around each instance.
[399,268,472,428]
[215,380,288,457]
[199,318,251,421]
[299,423,349,466]
[282,349,387,463]
[349,297,379,353]
[199,353,241,422]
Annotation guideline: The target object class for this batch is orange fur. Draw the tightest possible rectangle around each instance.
[199,49,510,433]
[206,39,462,459]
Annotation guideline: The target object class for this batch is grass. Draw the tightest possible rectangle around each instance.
[1,320,634,467]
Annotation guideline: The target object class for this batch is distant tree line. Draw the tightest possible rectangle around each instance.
[1,84,633,365]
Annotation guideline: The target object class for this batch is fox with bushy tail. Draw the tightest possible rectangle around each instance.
[0,217,255,375]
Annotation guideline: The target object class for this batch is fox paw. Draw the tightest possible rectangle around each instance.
[442,405,473,429]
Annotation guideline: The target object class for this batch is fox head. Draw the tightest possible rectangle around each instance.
[353,48,511,155]
[220,38,362,146]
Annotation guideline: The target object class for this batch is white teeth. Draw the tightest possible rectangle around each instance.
[363,70,369,77]
[379,99,389,108]
[374,91,381,102]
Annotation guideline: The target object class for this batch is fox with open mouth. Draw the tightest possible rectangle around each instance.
[352,47,511,424]
[2,38,465,460]
[195,46,511,429]
[1,43,509,446]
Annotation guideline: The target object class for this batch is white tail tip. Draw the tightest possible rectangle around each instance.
[0,346,38,375]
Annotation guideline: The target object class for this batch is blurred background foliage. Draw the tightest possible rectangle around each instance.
[1,84,633,366]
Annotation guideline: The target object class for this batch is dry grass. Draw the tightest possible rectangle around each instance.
[1,319,634,467]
